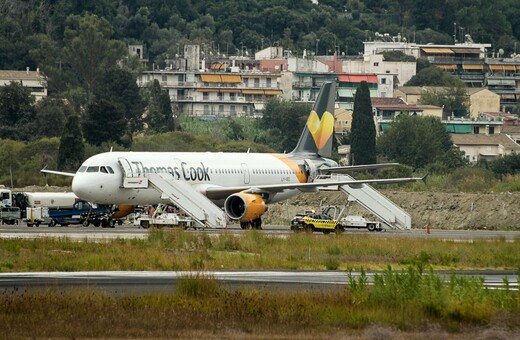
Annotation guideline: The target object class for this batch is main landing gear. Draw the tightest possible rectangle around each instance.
[240,218,262,230]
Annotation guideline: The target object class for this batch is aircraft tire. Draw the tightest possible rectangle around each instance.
[368,224,376,232]
[253,218,262,230]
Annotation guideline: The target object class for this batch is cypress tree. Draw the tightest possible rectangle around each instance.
[350,81,376,165]
[57,114,85,171]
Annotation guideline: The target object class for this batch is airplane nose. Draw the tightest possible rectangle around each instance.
[72,174,92,201]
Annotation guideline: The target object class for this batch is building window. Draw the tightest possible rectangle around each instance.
[218,105,224,113]
[203,105,210,114]
[230,93,236,100]
[373,62,379,67]
[203,92,209,100]
[217,92,223,100]
[381,78,386,84]
[161,75,167,82]
[473,126,480,134]
[243,105,248,114]
[488,126,495,135]
[266,78,272,87]
[230,105,236,114]
[254,78,260,87]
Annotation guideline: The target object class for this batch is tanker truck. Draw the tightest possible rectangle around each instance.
[12,192,111,227]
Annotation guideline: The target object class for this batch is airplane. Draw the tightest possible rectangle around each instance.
[42,81,425,229]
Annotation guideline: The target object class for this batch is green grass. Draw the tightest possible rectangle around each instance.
[0,266,517,338]
[0,230,518,272]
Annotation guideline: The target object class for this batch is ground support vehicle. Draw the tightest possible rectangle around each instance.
[340,215,383,232]
[298,213,343,234]
[137,205,193,229]
[0,207,21,225]
[26,207,51,227]
[26,201,111,227]
[290,210,316,231]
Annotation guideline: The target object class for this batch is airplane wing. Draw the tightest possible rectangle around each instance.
[41,169,76,177]
[205,174,427,200]
[322,163,401,174]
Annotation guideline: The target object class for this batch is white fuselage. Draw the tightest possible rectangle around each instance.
[72,151,322,206]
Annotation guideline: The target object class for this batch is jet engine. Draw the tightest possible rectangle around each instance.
[224,193,266,222]
[111,204,135,219]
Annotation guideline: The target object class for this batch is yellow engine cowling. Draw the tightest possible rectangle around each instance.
[224,193,267,222]
[111,204,134,219]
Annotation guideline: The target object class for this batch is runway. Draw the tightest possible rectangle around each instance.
[0,270,517,295]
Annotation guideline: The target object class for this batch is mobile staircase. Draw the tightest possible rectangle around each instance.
[316,173,411,230]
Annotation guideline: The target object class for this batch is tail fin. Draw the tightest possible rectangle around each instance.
[291,81,336,157]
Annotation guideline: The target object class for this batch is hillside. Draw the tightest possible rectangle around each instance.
[265,190,520,230]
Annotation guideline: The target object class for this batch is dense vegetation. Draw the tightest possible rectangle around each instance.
[2,0,520,71]
[1,1,520,187]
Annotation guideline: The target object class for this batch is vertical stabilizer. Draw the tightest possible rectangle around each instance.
[291,81,336,157]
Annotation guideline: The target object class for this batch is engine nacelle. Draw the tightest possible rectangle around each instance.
[111,204,135,219]
[224,193,267,222]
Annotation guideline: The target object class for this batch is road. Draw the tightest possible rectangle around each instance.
[1,222,520,241]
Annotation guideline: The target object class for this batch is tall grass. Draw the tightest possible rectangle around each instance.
[0,266,517,337]
[0,230,518,272]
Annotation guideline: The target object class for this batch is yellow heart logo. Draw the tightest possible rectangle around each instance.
[306,110,334,150]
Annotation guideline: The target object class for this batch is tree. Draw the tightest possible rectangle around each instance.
[350,81,376,165]
[224,119,245,141]
[94,68,145,136]
[82,99,126,146]
[419,85,470,118]
[34,97,74,138]
[0,81,36,141]
[143,79,175,133]
[378,115,463,170]
[57,114,85,171]
[405,66,466,87]
[488,153,520,178]
[63,13,126,101]
[258,98,311,152]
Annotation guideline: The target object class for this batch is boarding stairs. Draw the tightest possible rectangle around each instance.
[315,174,411,230]
[145,173,227,229]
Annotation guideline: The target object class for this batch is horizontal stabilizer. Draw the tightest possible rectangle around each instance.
[322,163,401,174]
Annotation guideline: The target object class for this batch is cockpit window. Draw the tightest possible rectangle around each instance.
[78,166,87,173]
[100,166,108,173]
[106,166,114,174]
[86,166,99,173]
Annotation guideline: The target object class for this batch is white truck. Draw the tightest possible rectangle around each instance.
[340,215,384,232]
[21,192,79,209]
[136,205,193,229]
